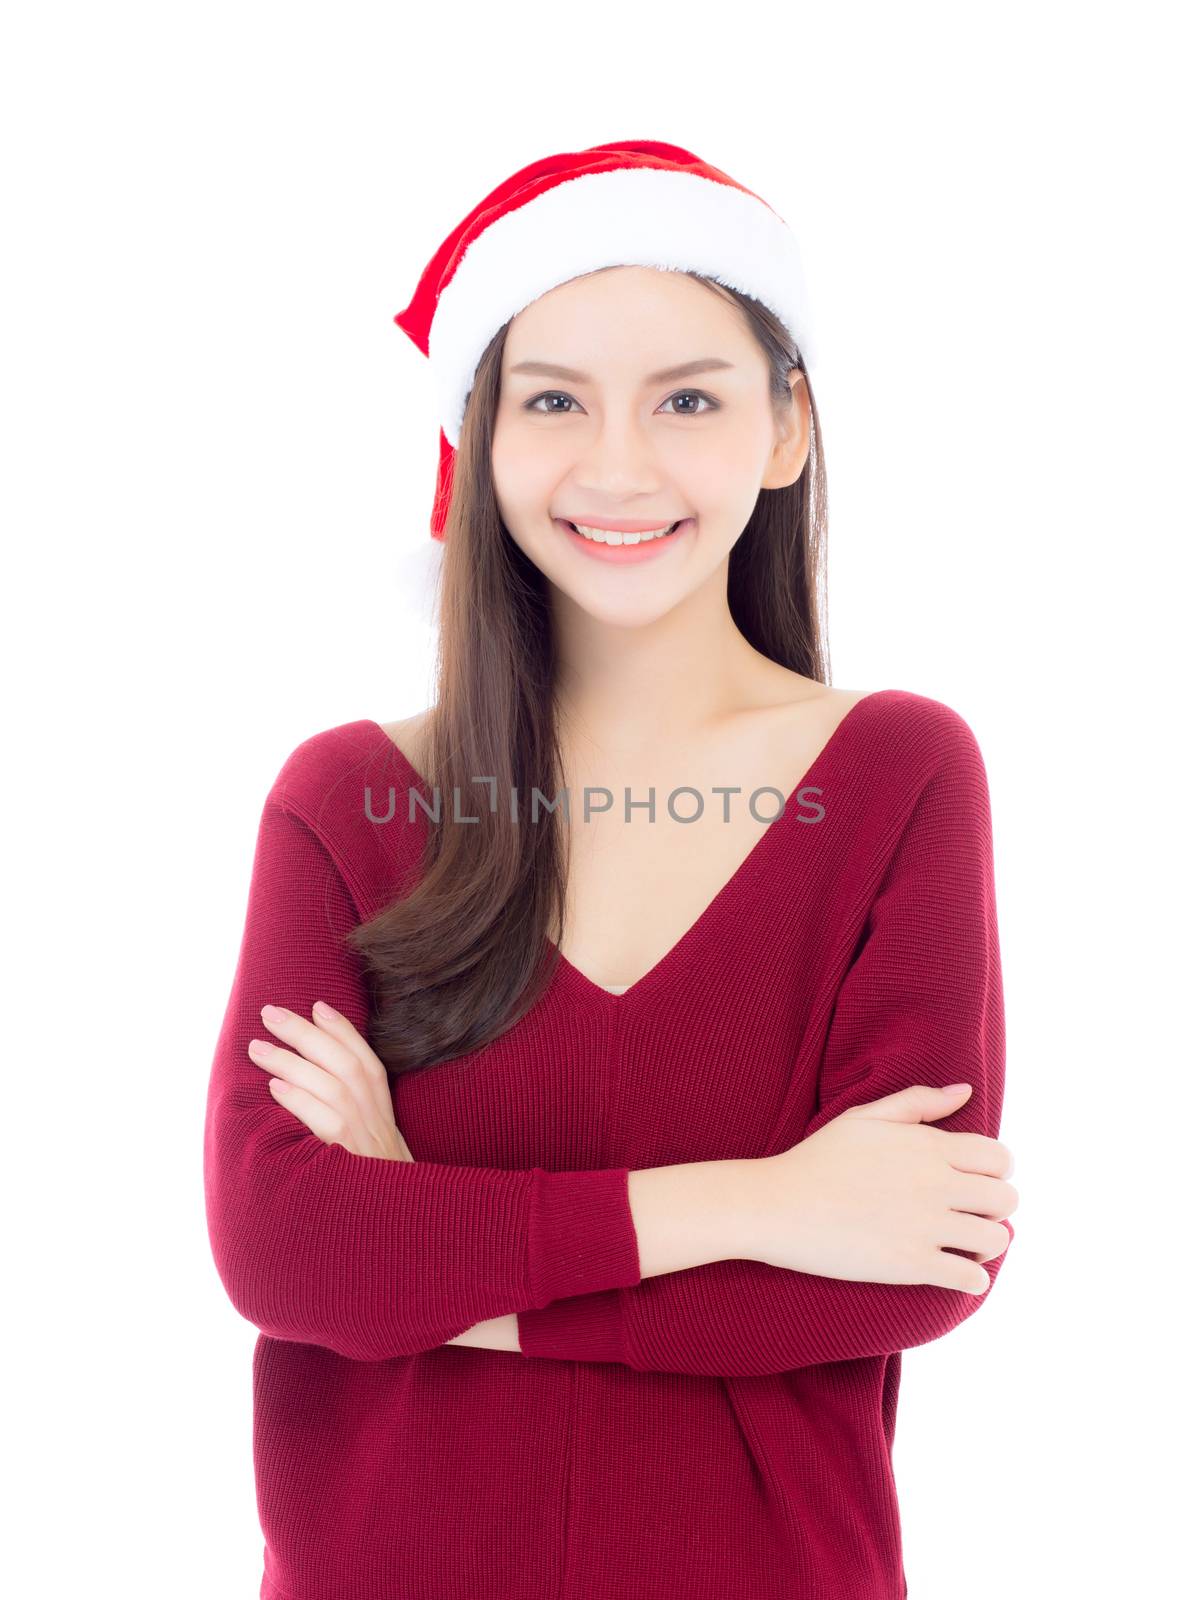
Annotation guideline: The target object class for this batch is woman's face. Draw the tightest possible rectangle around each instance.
[491,266,809,627]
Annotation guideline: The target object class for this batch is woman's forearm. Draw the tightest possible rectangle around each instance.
[627,1158,758,1278]
[445,1158,758,1352]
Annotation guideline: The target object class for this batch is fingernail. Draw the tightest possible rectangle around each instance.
[944,1082,972,1093]
[313,1000,335,1018]
[261,1005,288,1022]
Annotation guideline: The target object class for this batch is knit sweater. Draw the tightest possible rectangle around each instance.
[203,687,1011,1600]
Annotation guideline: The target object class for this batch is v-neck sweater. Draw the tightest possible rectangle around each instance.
[204,687,1011,1600]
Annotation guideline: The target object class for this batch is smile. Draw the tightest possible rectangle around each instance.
[565,519,682,545]
[552,516,695,563]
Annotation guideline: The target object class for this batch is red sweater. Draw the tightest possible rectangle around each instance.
[204,688,1011,1600]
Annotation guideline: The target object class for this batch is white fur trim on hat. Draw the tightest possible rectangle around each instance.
[428,167,815,447]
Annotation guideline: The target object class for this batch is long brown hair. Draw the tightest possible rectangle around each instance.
[348,271,830,1075]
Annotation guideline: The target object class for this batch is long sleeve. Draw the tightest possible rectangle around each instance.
[517,720,1011,1377]
[203,788,642,1363]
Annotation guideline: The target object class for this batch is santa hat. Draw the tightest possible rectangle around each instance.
[392,139,816,543]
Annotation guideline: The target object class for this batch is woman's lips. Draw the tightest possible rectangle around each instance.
[553,517,694,563]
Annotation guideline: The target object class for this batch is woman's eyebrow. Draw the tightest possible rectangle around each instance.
[507,357,736,384]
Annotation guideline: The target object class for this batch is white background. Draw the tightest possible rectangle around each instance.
[4,2,1178,1595]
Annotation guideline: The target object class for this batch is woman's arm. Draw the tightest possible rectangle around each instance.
[205,789,659,1363]
[511,720,1014,1377]
[444,1159,761,1352]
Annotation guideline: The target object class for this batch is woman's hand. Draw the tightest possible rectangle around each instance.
[248,1003,513,1353]
[748,1083,1017,1295]
[247,1001,415,1161]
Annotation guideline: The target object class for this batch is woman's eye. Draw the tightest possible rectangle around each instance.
[657,390,719,416]
[524,390,719,416]
[526,391,579,415]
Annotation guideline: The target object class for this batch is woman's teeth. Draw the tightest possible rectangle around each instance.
[567,520,681,546]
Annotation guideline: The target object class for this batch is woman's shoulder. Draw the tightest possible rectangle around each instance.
[256,713,435,915]
[826,685,994,795]
[802,689,998,896]
[834,682,984,741]
[265,711,432,820]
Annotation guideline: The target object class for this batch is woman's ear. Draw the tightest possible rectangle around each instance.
[762,371,812,492]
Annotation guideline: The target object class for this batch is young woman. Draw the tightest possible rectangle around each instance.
[205,141,1018,1600]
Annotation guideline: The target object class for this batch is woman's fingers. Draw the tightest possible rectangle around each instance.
[265,1075,352,1148]
[947,1170,1020,1221]
[258,1005,363,1084]
[247,1038,343,1107]
[944,1129,1015,1179]
[254,1005,386,1112]
[247,1003,411,1161]
[939,1209,1011,1264]
[308,1001,387,1076]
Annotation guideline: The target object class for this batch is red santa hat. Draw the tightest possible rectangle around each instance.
[392,139,816,542]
